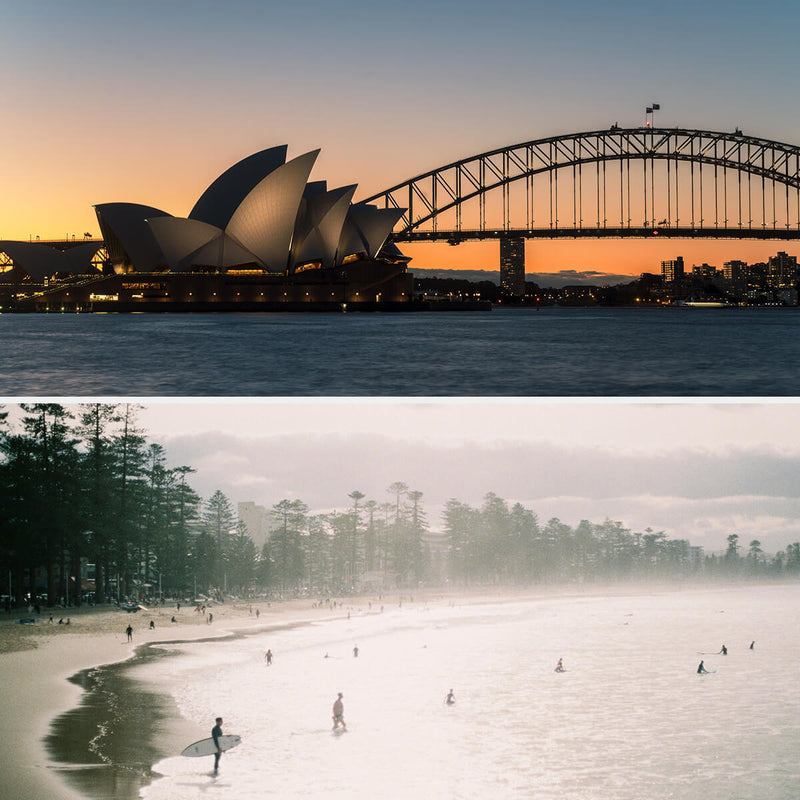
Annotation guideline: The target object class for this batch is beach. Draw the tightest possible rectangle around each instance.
[4,583,798,800]
[0,596,367,800]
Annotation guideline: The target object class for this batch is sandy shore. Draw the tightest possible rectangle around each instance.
[0,596,374,800]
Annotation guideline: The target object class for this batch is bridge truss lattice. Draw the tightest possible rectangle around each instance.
[363,128,800,243]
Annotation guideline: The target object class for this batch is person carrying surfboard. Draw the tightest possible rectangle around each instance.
[212,717,223,773]
[332,693,346,730]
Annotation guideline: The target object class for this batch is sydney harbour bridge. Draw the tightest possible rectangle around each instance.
[364,127,800,294]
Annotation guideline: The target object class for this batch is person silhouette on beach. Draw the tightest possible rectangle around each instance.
[332,693,346,730]
[265,649,273,665]
[212,717,223,773]
[126,624,133,642]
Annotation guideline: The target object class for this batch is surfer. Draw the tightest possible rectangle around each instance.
[750,640,755,650]
[332,693,346,730]
[697,660,708,674]
[445,689,455,705]
[212,717,223,773]
[555,658,566,672]
[353,644,359,658]
[126,624,133,642]
[720,644,727,655]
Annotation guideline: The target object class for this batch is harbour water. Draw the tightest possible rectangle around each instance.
[2,307,799,396]
[51,584,800,800]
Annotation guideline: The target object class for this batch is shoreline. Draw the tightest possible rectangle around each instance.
[0,580,777,800]
[0,597,357,800]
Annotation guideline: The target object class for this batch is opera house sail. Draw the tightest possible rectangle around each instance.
[0,145,415,312]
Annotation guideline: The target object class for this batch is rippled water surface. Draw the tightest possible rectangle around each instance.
[125,585,800,800]
[2,308,799,395]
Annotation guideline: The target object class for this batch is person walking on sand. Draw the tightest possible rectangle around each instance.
[126,624,133,642]
[332,693,346,730]
[212,717,223,773]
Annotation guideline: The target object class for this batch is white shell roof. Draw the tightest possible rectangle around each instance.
[95,203,172,270]
[338,205,406,259]
[189,145,288,230]
[292,185,357,269]
[226,149,320,272]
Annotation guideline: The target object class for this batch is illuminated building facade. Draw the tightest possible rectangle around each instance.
[500,237,525,297]
[661,256,685,282]
[0,146,414,311]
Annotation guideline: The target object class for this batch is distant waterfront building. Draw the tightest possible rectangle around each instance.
[661,256,684,282]
[238,501,269,550]
[768,251,798,288]
[500,237,525,297]
[723,259,747,281]
[691,263,718,281]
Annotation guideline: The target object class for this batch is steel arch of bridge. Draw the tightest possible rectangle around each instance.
[362,127,800,242]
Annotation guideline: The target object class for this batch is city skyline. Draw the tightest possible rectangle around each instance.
[4,0,800,278]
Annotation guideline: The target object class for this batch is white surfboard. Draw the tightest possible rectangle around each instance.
[181,734,241,757]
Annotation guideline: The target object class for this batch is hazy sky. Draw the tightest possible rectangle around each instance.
[114,400,800,554]
[3,0,800,277]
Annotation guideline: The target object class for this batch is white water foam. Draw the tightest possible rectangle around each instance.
[138,585,800,799]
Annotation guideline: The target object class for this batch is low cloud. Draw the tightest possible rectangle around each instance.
[158,432,800,553]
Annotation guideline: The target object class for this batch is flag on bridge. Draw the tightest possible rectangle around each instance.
[652,103,660,110]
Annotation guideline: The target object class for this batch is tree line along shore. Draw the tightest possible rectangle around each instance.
[2,403,798,613]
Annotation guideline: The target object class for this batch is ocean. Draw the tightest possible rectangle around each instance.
[1,307,799,396]
[50,584,800,800]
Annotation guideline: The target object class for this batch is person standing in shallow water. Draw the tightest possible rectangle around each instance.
[126,624,133,642]
[332,693,346,729]
[212,717,223,773]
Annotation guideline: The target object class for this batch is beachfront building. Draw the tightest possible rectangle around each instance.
[238,502,269,550]
[1,146,413,311]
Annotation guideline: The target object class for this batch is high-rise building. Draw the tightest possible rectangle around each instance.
[661,256,684,282]
[691,263,718,280]
[768,251,798,288]
[238,501,269,550]
[500,237,525,297]
[723,260,746,281]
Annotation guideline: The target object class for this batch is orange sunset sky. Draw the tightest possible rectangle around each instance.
[3,0,800,281]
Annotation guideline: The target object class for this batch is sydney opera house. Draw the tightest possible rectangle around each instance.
[0,146,414,311]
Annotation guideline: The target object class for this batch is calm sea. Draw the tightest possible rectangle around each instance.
[1,307,798,396]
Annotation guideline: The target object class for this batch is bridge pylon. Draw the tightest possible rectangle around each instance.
[500,236,525,298]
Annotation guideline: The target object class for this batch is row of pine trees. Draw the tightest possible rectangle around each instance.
[1,404,797,609]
